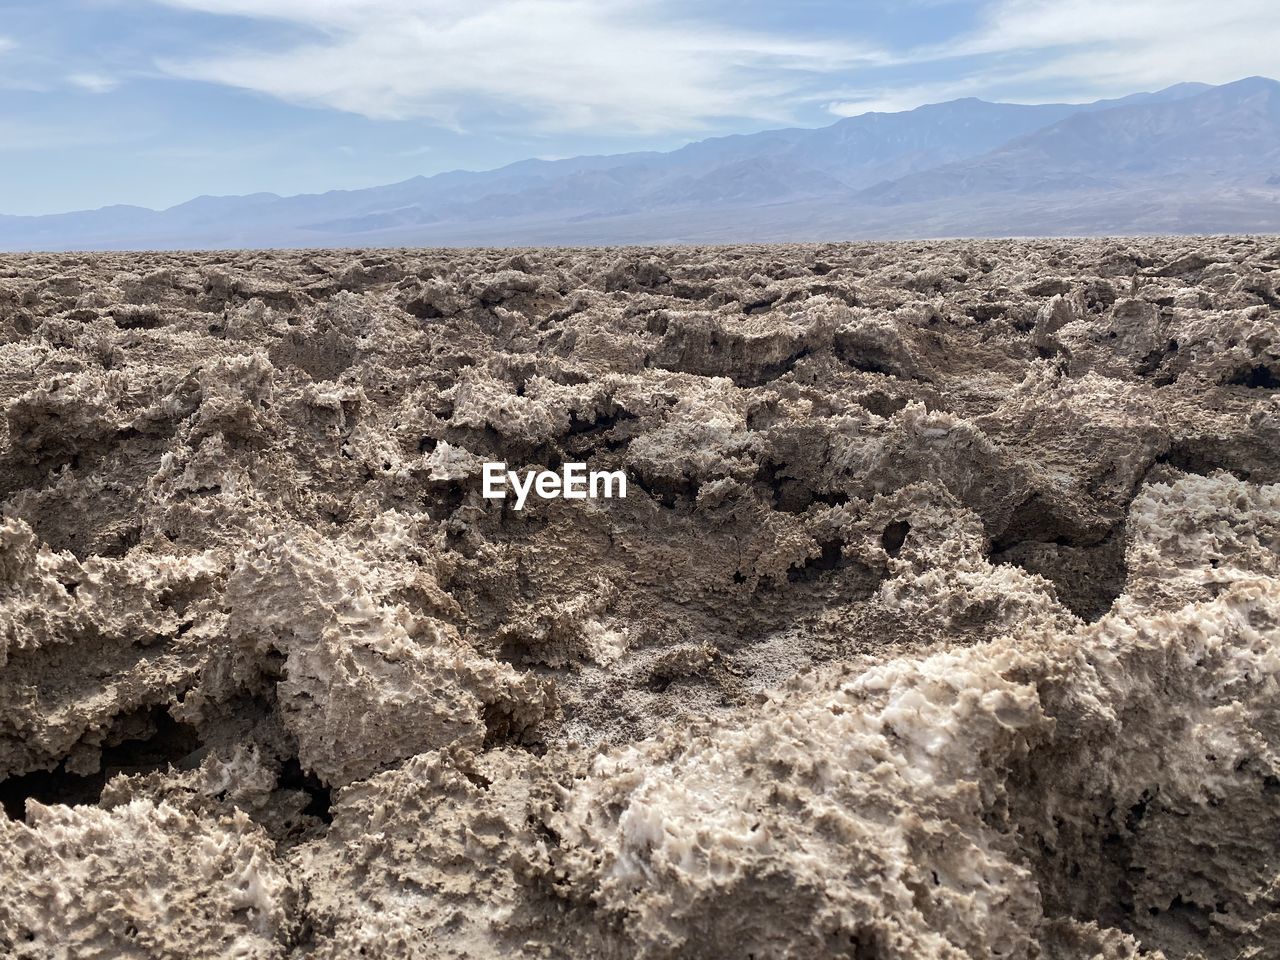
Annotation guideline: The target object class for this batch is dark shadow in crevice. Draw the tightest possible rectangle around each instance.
[110,305,164,330]
[630,473,698,510]
[422,479,468,519]
[563,407,637,454]
[991,493,1087,553]
[787,539,846,582]
[1136,339,1178,377]
[1225,364,1279,389]
[275,756,333,825]
[756,460,849,514]
[482,698,548,754]
[731,348,813,388]
[881,520,911,558]
[858,391,909,419]
[992,529,1128,623]
[1154,442,1252,480]
[0,706,201,821]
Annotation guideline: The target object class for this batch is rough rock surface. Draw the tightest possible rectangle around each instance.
[0,238,1277,958]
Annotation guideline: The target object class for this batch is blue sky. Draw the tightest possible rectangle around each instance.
[0,0,1275,215]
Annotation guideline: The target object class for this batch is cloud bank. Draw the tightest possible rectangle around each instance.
[830,0,1280,116]
[152,0,882,134]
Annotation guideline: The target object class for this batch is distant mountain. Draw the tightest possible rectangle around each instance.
[858,77,1280,205]
[0,79,1275,250]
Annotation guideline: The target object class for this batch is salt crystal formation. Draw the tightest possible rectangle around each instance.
[0,239,1278,958]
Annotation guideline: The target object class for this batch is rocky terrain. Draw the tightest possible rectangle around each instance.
[0,237,1277,958]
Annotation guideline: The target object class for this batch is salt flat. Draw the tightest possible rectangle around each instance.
[0,238,1277,958]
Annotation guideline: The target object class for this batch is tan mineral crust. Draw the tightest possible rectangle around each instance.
[0,238,1278,959]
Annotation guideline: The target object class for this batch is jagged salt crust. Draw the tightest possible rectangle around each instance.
[0,239,1277,958]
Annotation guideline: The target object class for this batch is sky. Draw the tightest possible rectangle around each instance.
[0,0,1276,215]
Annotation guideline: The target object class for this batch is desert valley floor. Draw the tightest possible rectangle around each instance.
[0,238,1278,958]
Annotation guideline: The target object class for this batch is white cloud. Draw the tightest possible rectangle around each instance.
[0,35,14,54]
[0,118,139,153]
[821,0,1280,120]
[68,72,120,93]
[933,0,1280,96]
[824,75,1009,116]
[149,0,884,134]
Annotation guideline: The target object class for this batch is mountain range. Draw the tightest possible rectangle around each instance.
[3,76,1279,250]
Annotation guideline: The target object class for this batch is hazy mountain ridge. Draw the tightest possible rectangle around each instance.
[1,78,1275,249]
[858,77,1280,205]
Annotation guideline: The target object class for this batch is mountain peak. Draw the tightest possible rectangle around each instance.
[2,77,1278,250]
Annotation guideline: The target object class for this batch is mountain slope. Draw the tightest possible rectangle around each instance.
[0,80,1273,250]
[859,77,1280,205]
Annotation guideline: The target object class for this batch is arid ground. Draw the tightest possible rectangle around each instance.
[1,239,1278,958]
